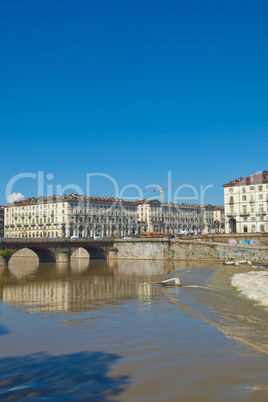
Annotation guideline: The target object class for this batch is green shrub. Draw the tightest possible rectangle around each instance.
[1,248,12,257]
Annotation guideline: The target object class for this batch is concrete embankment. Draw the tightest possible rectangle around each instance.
[113,238,268,263]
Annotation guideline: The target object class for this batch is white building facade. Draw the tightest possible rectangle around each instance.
[136,199,204,234]
[223,171,268,233]
[0,206,4,238]
[4,194,138,238]
[4,194,225,238]
[213,205,225,233]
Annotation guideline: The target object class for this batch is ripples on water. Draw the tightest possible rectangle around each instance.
[161,263,268,355]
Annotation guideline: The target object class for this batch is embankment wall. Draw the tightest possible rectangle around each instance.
[113,239,268,262]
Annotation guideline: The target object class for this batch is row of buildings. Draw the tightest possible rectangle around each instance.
[1,170,267,238]
[1,195,224,238]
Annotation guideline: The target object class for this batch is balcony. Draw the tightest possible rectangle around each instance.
[227,213,236,217]
[240,212,249,216]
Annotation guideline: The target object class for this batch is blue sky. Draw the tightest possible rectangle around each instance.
[1,0,267,206]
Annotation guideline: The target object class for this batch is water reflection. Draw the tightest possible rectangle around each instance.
[113,260,169,277]
[0,259,169,313]
[70,259,90,274]
[8,258,39,279]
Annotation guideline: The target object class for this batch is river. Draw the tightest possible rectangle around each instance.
[0,257,268,400]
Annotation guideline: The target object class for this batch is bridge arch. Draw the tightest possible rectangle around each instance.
[71,247,90,260]
[71,246,107,260]
[10,247,56,263]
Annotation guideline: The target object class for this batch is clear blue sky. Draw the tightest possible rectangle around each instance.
[1,0,267,206]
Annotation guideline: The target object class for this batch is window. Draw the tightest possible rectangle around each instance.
[242,195,246,201]
[242,187,246,193]
[259,194,263,200]
[250,186,254,190]
[258,185,262,191]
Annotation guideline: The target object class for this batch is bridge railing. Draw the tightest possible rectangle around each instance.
[0,237,113,242]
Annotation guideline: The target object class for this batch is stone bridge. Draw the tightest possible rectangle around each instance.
[1,236,268,265]
[0,238,117,264]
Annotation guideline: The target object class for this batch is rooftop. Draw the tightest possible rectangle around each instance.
[5,194,135,207]
[223,171,268,187]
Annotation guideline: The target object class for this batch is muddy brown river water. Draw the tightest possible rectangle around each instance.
[0,257,268,401]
